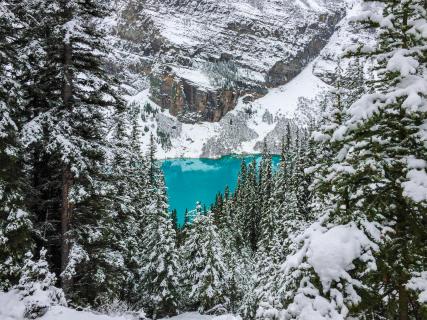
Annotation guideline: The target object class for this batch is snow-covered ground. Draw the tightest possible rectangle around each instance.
[0,290,238,320]
[128,1,372,160]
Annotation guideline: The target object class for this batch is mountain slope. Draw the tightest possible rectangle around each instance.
[110,0,346,123]
[121,0,373,159]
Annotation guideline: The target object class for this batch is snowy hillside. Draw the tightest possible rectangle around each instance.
[107,0,349,123]
[134,0,343,82]
[113,0,346,86]
[124,0,374,159]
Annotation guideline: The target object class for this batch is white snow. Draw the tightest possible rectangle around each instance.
[407,272,427,304]
[0,290,26,320]
[386,51,419,77]
[403,168,427,203]
[251,63,326,118]
[41,306,134,320]
[307,224,377,291]
[123,1,373,160]
[172,67,215,89]
[0,290,239,320]
[0,289,67,320]
[129,60,327,159]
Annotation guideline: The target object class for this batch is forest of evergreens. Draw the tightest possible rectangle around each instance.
[0,0,426,319]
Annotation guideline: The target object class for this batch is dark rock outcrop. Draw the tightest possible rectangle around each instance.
[149,69,239,123]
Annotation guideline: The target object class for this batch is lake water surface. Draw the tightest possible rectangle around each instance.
[161,155,280,225]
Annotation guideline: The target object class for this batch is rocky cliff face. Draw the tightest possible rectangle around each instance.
[149,68,239,123]
[111,0,374,159]
[113,0,346,122]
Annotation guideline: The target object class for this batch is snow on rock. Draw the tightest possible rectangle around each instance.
[131,0,346,85]
[127,58,328,159]
[171,66,215,90]
[124,1,374,160]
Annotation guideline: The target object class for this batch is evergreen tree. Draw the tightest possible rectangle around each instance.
[244,160,259,251]
[258,142,274,252]
[108,108,147,304]
[182,213,230,314]
[17,248,66,319]
[184,208,190,227]
[171,209,179,232]
[0,0,34,290]
[340,2,427,317]
[141,174,179,319]
[16,0,126,305]
[273,2,427,318]
[294,127,317,222]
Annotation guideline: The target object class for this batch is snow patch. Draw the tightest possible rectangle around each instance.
[407,272,427,304]
[0,291,239,320]
[307,224,377,290]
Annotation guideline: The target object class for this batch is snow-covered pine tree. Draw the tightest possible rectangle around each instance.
[253,140,280,317]
[139,138,179,318]
[258,140,274,251]
[270,1,427,318]
[147,133,158,186]
[216,184,252,313]
[270,124,295,222]
[0,0,34,290]
[294,126,317,223]
[212,192,224,227]
[245,160,260,252]
[233,160,249,248]
[17,0,126,305]
[338,1,427,317]
[108,108,147,304]
[255,61,369,320]
[17,248,66,319]
[182,213,230,314]
[254,134,304,320]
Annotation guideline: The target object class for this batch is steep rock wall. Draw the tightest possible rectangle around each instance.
[113,0,346,122]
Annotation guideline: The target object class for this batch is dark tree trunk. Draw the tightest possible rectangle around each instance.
[60,166,73,294]
[399,282,409,320]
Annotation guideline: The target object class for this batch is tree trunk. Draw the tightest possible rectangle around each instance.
[60,166,73,294]
[399,284,409,320]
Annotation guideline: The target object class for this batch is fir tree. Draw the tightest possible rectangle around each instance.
[182,213,230,314]
[17,0,126,305]
[273,2,427,318]
[294,127,317,222]
[258,142,274,252]
[0,0,34,290]
[339,2,427,317]
[109,109,147,304]
[141,174,179,319]
[245,160,260,251]
[17,248,66,319]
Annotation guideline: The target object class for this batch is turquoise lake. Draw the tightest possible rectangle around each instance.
[161,155,280,225]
